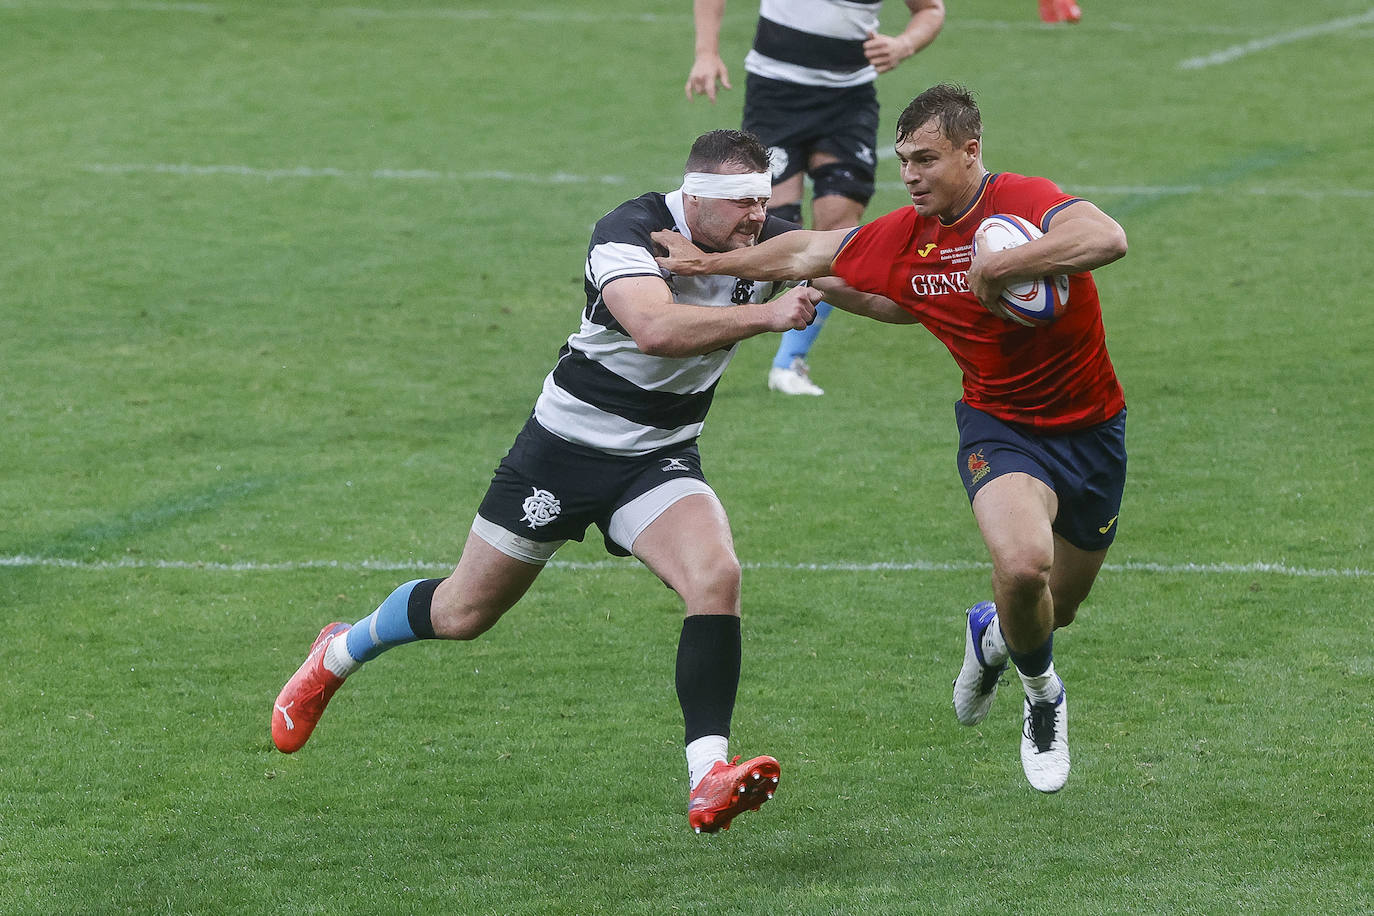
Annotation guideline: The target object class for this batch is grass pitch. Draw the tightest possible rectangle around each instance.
[2,0,1371,913]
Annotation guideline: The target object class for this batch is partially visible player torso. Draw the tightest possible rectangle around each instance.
[746,0,883,87]
[533,191,794,456]
[833,172,1125,431]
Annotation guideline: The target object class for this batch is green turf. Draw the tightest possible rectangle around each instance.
[2,0,1371,912]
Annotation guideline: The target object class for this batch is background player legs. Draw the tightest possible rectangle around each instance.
[769,157,866,396]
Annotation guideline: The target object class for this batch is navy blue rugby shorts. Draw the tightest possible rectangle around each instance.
[954,400,1127,552]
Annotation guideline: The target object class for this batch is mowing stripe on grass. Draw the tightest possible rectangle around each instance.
[1,554,1367,578]
[0,2,1284,35]
[7,478,281,560]
[79,163,1373,200]
[1178,8,1374,69]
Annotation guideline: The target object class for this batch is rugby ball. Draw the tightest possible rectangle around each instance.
[973,214,1070,327]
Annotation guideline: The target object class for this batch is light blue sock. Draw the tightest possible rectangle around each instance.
[344,578,438,662]
[771,301,833,368]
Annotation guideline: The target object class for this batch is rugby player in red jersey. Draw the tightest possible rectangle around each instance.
[652,83,1128,793]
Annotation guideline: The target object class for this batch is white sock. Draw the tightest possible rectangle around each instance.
[980,614,1009,666]
[1018,663,1062,704]
[322,635,361,679]
[686,735,729,790]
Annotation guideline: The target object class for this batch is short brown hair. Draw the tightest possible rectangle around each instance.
[685,129,770,174]
[895,83,983,147]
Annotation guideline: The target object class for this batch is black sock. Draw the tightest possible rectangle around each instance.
[1008,634,1054,678]
[407,578,441,640]
[675,614,741,744]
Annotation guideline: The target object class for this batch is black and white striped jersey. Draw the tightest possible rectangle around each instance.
[532,189,796,456]
[746,0,884,88]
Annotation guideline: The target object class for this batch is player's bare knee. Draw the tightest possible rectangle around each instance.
[430,592,502,641]
[993,553,1053,603]
[678,551,741,612]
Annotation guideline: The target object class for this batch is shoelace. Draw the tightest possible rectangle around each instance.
[1023,700,1059,752]
[978,664,1005,694]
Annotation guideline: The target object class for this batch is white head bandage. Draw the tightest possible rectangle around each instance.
[680,171,772,200]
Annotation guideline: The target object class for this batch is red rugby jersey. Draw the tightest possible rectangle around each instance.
[832,172,1125,431]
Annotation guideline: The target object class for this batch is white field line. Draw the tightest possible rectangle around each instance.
[1178,8,1374,69]
[80,164,1374,200]
[0,2,687,20]
[82,162,634,185]
[0,0,220,10]
[0,554,1367,578]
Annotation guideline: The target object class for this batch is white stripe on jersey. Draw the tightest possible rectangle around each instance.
[533,378,707,457]
[759,0,879,40]
[747,0,881,87]
[573,325,734,394]
[586,241,661,288]
[744,51,877,88]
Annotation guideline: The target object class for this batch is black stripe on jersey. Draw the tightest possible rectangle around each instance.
[590,194,674,256]
[552,345,719,430]
[753,17,869,72]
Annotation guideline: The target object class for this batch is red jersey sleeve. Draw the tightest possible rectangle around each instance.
[987,173,1080,233]
[832,208,920,313]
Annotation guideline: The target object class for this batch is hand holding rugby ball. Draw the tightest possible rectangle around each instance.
[972,215,1070,327]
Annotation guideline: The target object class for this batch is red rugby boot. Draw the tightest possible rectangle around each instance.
[1039,0,1080,22]
[271,622,351,753]
[687,755,781,833]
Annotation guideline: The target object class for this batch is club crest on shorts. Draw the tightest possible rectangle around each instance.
[521,487,562,529]
[966,450,991,486]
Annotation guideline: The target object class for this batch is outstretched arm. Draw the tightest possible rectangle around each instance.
[602,275,822,358]
[863,0,945,74]
[812,277,918,324]
[651,227,852,282]
[686,0,732,101]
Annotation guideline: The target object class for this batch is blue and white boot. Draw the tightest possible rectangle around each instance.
[952,601,1009,726]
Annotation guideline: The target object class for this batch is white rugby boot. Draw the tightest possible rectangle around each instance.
[767,357,824,396]
[1020,681,1070,793]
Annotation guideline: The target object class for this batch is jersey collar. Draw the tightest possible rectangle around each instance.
[664,189,693,241]
[939,172,995,228]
